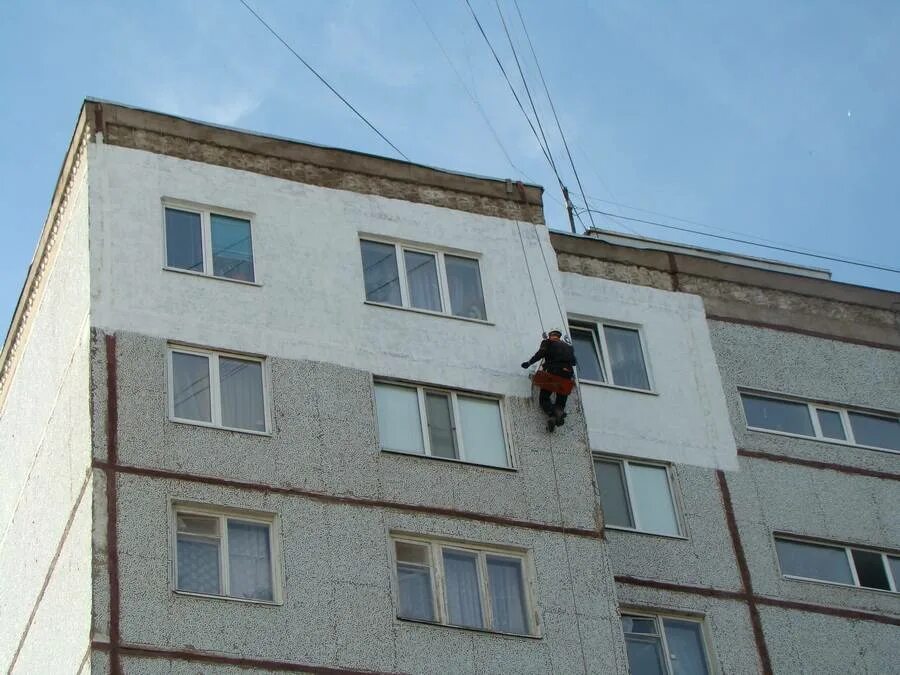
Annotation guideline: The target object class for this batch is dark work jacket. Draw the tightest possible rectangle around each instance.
[526,338,577,377]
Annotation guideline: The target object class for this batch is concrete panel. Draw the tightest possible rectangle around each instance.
[88,144,563,399]
[109,330,598,531]
[561,272,737,470]
[709,320,900,474]
[760,605,899,675]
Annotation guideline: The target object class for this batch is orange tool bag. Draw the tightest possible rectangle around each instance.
[532,369,575,395]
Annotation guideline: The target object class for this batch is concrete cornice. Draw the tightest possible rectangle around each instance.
[0,107,90,412]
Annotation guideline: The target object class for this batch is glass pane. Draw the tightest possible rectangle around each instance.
[458,396,508,467]
[889,557,900,589]
[852,550,890,590]
[211,214,254,281]
[219,357,265,432]
[443,549,483,628]
[629,464,679,536]
[398,563,435,621]
[594,460,634,528]
[816,409,846,440]
[487,556,528,634]
[848,412,900,451]
[604,326,650,390]
[741,395,814,436]
[396,541,431,566]
[622,615,659,635]
[374,384,424,454]
[177,533,221,595]
[360,240,401,305]
[571,328,604,382]
[775,539,853,584]
[227,520,273,601]
[425,393,457,459]
[177,514,219,536]
[663,619,710,675]
[624,636,667,675]
[404,251,441,311]
[165,208,204,272]
[172,352,211,422]
[445,255,486,320]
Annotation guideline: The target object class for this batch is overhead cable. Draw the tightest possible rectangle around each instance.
[238,0,409,161]
[577,208,900,274]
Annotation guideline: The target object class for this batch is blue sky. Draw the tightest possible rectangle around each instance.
[2,0,899,332]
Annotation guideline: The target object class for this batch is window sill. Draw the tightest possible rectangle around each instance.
[381,448,516,472]
[173,589,282,606]
[578,380,658,396]
[169,417,273,437]
[745,427,900,456]
[364,300,494,325]
[781,575,898,597]
[397,616,540,639]
[605,525,687,540]
[163,266,262,287]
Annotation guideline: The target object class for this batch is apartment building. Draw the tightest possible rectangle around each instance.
[1,99,897,674]
[551,230,900,674]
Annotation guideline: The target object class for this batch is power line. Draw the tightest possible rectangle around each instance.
[238,0,409,161]
[577,208,900,275]
[512,0,596,232]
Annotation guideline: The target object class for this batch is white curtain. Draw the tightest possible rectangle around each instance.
[604,326,650,389]
[360,240,402,305]
[397,563,435,621]
[375,384,424,454]
[443,550,483,628]
[172,352,211,422]
[425,393,457,459]
[227,520,273,601]
[486,556,527,634]
[177,535,220,594]
[405,251,441,311]
[663,619,710,675]
[458,397,506,467]
[445,256,486,319]
[629,464,679,536]
[220,358,265,431]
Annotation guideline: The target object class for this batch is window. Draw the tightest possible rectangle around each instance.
[392,535,534,635]
[621,613,711,675]
[775,536,899,593]
[168,346,268,433]
[593,457,680,536]
[173,505,280,602]
[568,321,651,390]
[164,205,255,282]
[374,381,509,468]
[740,392,900,453]
[359,239,486,320]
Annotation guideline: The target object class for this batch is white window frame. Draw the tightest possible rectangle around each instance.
[167,344,271,435]
[774,534,899,594]
[359,236,488,322]
[373,379,513,469]
[620,610,715,675]
[568,318,655,393]
[593,454,685,538]
[170,501,283,605]
[389,533,539,637]
[162,200,259,285]
[740,389,900,455]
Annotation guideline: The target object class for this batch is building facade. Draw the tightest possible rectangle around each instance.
[1,100,897,674]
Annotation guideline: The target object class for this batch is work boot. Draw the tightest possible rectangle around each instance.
[546,417,557,433]
[552,408,566,426]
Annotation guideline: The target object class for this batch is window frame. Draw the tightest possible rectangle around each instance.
[373,378,513,469]
[389,533,539,637]
[359,236,489,323]
[170,501,283,605]
[620,609,715,675]
[774,534,899,594]
[167,344,272,435]
[568,318,655,393]
[162,200,259,286]
[593,454,685,538]
[739,389,900,455]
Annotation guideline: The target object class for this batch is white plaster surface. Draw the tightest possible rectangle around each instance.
[0,162,93,672]
[88,144,566,399]
[561,272,738,469]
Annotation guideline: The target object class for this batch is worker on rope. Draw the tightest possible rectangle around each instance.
[521,329,577,431]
